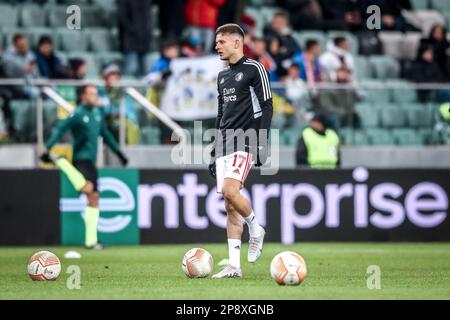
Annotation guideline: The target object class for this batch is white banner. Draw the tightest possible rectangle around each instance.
[160,56,225,121]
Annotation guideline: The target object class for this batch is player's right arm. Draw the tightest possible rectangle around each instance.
[215,76,224,130]
[45,112,79,150]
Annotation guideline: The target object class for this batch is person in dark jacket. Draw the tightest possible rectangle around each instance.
[33,36,67,79]
[117,0,152,77]
[419,25,450,79]
[410,45,445,102]
[155,0,185,41]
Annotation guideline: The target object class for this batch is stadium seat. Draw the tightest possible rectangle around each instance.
[361,81,392,103]
[43,100,58,138]
[404,103,433,128]
[260,7,282,25]
[412,10,446,36]
[10,100,35,142]
[97,52,123,70]
[354,56,372,79]
[282,127,302,145]
[19,5,47,27]
[140,126,161,145]
[57,29,89,52]
[391,81,418,103]
[327,31,359,55]
[339,128,367,145]
[48,6,68,28]
[0,5,19,27]
[392,128,424,145]
[401,32,422,60]
[292,31,326,52]
[379,108,407,128]
[366,128,395,145]
[418,128,433,144]
[378,32,403,59]
[88,28,117,52]
[411,0,429,10]
[430,0,450,11]
[369,55,400,79]
[356,103,379,128]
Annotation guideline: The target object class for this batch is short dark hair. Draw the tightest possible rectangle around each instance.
[334,36,347,47]
[38,35,53,47]
[305,39,319,51]
[215,23,245,39]
[13,33,26,44]
[77,84,97,103]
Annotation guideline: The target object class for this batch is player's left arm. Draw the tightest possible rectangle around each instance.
[100,121,128,166]
[250,63,273,165]
[251,63,273,137]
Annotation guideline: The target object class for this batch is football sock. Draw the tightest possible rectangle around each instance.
[84,206,100,247]
[228,239,241,269]
[244,212,261,237]
[55,158,86,192]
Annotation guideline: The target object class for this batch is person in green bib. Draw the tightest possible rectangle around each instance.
[40,84,128,249]
[296,113,340,168]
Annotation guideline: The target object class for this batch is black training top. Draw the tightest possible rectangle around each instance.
[215,55,273,156]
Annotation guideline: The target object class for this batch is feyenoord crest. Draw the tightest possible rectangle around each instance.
[235,72,243,82]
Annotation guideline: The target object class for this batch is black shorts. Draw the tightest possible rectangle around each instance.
[73,160,98,192]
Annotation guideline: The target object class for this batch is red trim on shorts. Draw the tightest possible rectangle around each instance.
[241,153,252,184]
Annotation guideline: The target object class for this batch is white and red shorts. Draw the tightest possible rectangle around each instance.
[215,151,253,194]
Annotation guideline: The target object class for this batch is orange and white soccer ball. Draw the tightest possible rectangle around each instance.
[182,248,214,278]
[27,251,61,281]
[270,251,307,286]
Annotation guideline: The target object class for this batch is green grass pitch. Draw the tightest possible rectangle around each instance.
[1,243,450,299]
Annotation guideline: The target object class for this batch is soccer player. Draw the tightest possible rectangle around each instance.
[40,84,128,249]
[209,24,273,278]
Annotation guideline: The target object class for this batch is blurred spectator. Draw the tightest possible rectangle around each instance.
[0,56,14,140]
[97,64,140,144]
[284,63,309,106]
[68,58,87,80]
[218,0,245,27]
[410,45,445,102]
[319,0,362,31]
[185,0,225,53]
[242,15,257,60]
[296,113,340,168]
[359,0,418,32]
[252,37,278,81]
[319,37,355,83]
[318,37,358,128]
[292,39,323,85]
[33,36,67,79]
[117,0,152,77]
[182,35,207,58]
[147,39,180,79]
[266,35,292,79]
[156,0,185,40]
[263,11,301,58]
[145,39,181,143]
[276,0,346,31]
[419,25,450,80]
[2,33,40,98]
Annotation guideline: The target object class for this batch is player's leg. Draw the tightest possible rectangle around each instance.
[222,177,265,263]
[84,190,101,249]
[73,161,103,249]
[212,200,243,278]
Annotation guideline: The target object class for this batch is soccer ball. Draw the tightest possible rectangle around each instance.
[182,248,214,278]
[270,251,307,286]
[27,251,61,281]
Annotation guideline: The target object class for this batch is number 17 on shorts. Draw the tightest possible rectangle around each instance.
[216,151,253,194]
